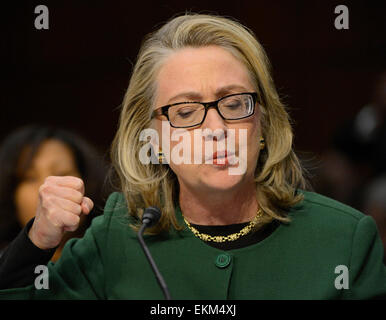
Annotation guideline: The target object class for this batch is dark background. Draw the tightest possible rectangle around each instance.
[1,0,385,172]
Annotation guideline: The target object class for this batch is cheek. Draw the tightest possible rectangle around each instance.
[14,182,39,226]
[165,129,203,182]
[247,128,260,156]
[233,115,260,149]
[247,114,261,150]
[234,119,261,174]
[247,128,261,171]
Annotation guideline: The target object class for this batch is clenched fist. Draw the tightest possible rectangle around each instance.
[28,176,94,250]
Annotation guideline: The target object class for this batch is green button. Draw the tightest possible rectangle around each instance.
[215,254,231,268]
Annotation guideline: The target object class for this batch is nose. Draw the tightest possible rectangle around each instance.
[201,108,227,141]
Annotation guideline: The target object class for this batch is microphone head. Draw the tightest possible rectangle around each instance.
[142,206,161,227]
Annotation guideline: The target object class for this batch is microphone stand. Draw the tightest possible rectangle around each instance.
[138,220,172,300]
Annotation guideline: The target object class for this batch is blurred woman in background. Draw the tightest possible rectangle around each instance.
[0,125,109,261]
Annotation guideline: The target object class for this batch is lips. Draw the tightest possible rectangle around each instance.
[211,150,235,166]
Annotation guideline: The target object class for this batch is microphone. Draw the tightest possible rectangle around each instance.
[137,206,171,300]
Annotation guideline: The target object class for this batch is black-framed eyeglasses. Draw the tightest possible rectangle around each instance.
[151,92,259,128]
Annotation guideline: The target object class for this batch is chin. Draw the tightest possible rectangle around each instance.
[199,166,245,191]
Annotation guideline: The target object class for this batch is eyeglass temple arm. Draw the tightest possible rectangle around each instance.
[150,108,165,119]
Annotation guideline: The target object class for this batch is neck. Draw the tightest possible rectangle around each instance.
[178,181,258,226]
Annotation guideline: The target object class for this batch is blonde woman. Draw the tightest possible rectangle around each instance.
[1,13,385,299]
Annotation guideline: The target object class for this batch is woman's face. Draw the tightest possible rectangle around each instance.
[153,45,262,194]
[14,139,81,226]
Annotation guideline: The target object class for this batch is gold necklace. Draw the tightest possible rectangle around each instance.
[183,209,263,243]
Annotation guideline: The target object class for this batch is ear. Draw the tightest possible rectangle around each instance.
[149,137,160,162]
[149,134,160,153]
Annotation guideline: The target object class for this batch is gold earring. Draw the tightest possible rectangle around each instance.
[260,138,265,150]
[158,149,165,164]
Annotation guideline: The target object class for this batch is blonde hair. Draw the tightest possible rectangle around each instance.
[111,13,307,233]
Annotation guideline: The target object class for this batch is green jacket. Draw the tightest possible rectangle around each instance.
[1,191,385,299]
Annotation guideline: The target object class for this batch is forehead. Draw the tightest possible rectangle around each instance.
[155,45,253,105]
[22,140,76,171]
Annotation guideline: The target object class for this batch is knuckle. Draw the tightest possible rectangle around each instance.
[68,214,80,227]
[39,184,49,195]
[39,184,55,199]
[46,213,61,228]
[74,204,82,215]
[44,176,55,184]
[40,195,52,209]
[73,190,83,203]
[65,225,76,232]
[38,184,45,193]
[43,195,52,206]
[46,206,56,218]
[73,177,84,190]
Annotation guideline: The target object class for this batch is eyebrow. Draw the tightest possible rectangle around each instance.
[166,84,250,104]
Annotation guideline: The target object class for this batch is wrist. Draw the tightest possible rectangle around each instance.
[28,222,58,250]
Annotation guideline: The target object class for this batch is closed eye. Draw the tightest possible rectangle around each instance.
[177,109,195,118]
